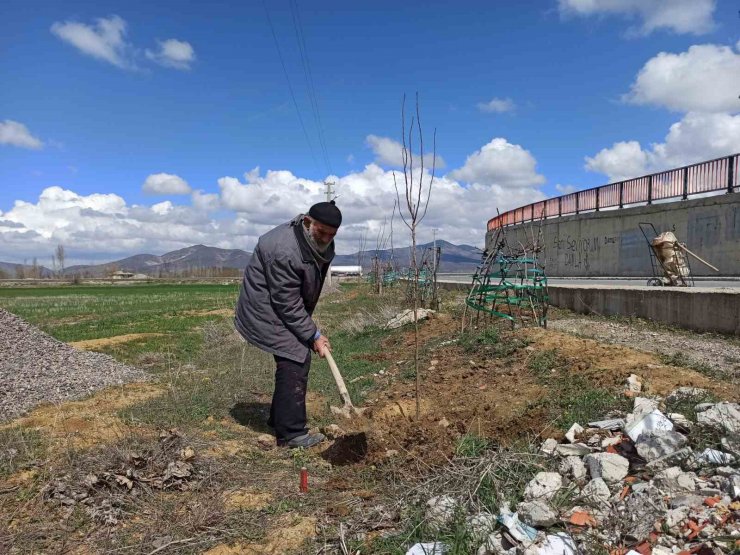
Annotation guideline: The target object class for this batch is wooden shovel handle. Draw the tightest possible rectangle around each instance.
[323,350,354,408]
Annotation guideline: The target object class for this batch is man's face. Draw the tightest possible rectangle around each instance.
[307,218,337,248]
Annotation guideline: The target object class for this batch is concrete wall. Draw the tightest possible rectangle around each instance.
[437,280,739,335]
[486,193,740,277]
[548,285,740,336]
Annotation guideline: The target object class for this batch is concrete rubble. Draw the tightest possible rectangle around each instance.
[386,308,435,329]
[419,381,740,554]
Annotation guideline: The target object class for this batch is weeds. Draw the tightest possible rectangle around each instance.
[658,351,723,380]
[0,427,44,479]
[527,349,564,378]
[664,390,719,422]
[455,434,489,458]
[368,441,549,553]
[459,325,529,357]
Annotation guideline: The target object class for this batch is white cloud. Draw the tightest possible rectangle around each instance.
[365,134,445,169]
[623,43,740,113]
[0,137,549,262]
[191,190,220,212]
[477,97,516,113]
[447,138,546,188]
[558,0,716,36]
[0,120,44,150]
[145,39,195,70]
[585,112,740,181]
[142,173,192,195]
[51,15,133,69]
[555,184,578,194]
[585,140,649,181]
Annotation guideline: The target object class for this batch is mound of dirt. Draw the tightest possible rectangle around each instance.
[0,308,148,421]
[323,314,740,468]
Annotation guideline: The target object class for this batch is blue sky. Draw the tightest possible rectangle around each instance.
[1,0,739,263]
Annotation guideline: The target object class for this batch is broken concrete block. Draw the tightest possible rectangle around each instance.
[579,478,611,506]
[668,413,692,430]
[386,308,434,329]
[635,430,687,462]
[524,472,563,501]
[646,446,694,472]
[664,506,690,529]
[633,396,659,414]
[626,374,642,394]
[555,443,592,456]
[715,466,737,477]
[466,512,497,540]
[721,435,740,458]
[652,467,696,495]
[666,387,708,404]
[517,500,558,528]
[601,436,622,448]
[425,495,457,529]
[565,423,584,444]
[696,403,740,434]
[559,456,587,482]
[730,475,740,499]
[668,493,704,509]
[583,453,629,483]
[540,438,558,456]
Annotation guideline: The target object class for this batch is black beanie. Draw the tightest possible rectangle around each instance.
[308,200,342,228]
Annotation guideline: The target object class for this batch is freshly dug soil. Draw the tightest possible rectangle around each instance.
[323,313,740,468]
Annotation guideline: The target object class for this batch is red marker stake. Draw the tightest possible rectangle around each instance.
[299,467,308,493]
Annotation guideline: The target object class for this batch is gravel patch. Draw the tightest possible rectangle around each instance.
[549,316,740,382]
[0,308,148,422]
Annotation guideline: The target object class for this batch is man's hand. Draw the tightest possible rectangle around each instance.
[313,335,331,358]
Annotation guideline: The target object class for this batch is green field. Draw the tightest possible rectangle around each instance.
[0,282,401,428]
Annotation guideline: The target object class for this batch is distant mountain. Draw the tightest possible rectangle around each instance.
[0,240,482,278]
[62,245,252,277]
[0,261,53,278]
[335,240,483,272]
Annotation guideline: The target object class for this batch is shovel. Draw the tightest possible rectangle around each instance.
[323,348,365,418]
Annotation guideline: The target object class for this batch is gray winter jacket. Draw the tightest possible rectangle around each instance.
[234,215,334,363]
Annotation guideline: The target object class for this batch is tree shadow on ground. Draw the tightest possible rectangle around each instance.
[229,401,272,434]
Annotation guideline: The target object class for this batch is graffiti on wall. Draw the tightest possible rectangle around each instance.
[551,233,620,271]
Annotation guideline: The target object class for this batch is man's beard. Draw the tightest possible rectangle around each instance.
[308,225,330,253]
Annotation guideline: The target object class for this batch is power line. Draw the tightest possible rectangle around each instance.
[262,0,320,174]
[290,0,332,176]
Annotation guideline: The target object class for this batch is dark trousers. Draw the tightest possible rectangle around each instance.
[269,353,311,442]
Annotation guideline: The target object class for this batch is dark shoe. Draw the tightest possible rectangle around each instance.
[280,432,326,449]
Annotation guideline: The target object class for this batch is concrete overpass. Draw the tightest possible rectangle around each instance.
[457,154,740,335]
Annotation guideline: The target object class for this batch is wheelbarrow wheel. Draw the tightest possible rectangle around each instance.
[646,278,663,287]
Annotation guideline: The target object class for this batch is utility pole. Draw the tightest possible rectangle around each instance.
[432,228,439,274]
[325,181,335,202]
[325,181,336,286]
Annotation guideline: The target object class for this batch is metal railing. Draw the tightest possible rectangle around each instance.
[487,153,739,231]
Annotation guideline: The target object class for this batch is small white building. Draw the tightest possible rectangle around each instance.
[111,270,135,279]
[330,265,363,277]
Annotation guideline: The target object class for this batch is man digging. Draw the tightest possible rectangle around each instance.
[235,201,341,448]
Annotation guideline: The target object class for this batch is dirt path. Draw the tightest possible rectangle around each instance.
[549,316,740,381]
[69,333,166,350]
